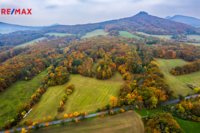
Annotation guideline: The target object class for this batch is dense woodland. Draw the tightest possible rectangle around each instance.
[0,31,45,46]
[0,37,76,92]
[0,47,28,63]
[167,97,200,122]
[144,113,183,133]
[153,43,200,61]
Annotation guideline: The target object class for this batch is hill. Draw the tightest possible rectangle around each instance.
[1,11,199,47]
[45,11,198,35]
[167,15,200,28]
[0,22,41,34]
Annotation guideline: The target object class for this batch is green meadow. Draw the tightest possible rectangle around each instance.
[81,29,108,39]
[23,73,123,122]
[156,59,200,96]
[0,70,47,128]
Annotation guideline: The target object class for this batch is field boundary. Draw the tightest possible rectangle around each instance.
[0,106,134,133]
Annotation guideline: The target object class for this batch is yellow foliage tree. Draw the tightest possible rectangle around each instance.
[110,96,118,107]
[21,128,27,133]
[64,113,68,119]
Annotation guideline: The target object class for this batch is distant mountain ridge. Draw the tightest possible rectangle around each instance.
[167,15,200,28]
[44,11,198,35]
[0,22,42,34]
[0,11,199,35]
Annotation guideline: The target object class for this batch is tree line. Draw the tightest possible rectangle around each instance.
[170,60,200,75]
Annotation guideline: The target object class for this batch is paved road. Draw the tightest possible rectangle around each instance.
[1,94,199,133]
[161,94,199,106]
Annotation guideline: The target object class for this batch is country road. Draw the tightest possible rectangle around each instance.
[1,93,199,133]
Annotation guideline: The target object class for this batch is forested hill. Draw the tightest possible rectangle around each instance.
[44,11,197,35]
[0,11,199,47]
[0,22,41,34]
[167,15,200,28]
[1,11,199,35]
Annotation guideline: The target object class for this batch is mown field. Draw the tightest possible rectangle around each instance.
[16,37,47,48]
[119,31,142,40]
[81,29,108,39]
[137,32,172,40]
[187,35,200,42]
[45,33,72,37]
[0,70,47,128]
[32,111,144,133]
[156,59,200,96]
[23,73,123,122]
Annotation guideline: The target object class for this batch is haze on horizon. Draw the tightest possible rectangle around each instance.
[0,0,199,26]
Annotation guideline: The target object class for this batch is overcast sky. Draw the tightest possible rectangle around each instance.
[0,0,199,26]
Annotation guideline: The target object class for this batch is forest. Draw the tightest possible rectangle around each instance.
[1,34,200,133]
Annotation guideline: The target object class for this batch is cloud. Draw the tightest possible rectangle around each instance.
[0,0,199,26]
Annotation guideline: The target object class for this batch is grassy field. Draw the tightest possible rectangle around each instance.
[119,31,143,40]
[45,33,72,37]
[175,117,200,133]
[156,59,200,96]
[137,32,172,40]
[82,29,108,39]
[23,73,123,122]
[135,108,165,118]
[187,43,200,46]
[32,111,144,133]
[16,37,47,48]
[0,70,47,128]
[187,35,200,42]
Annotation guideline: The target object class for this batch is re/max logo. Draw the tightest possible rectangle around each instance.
[0,8,32,15]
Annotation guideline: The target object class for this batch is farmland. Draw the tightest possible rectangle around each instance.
[0,70,47,128]
[187,35,200,42]
[45,33,72,37]
[137,32,172,40]
[81,29,108,39]
[32,111,144,133]
[156,59,200,96]
[119,31,142,40]
[23,73,123,122]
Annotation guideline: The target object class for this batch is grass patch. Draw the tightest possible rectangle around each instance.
[119,31,142,40]
[16,37,47,48]
[82,29,108,39]
[23,73,123,122]
[45,33,72,37]
[0,70,47,128]
[175,117,200,133]
[156,59,200,96]
[135,108,164,118]
[137,32,172,40]
[32,111,144,133]
[187,35,200,42]
[186,43,200,46]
